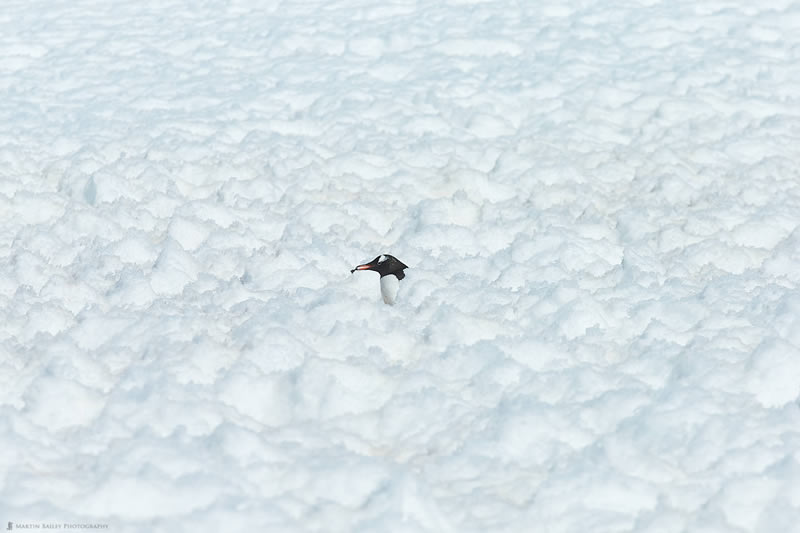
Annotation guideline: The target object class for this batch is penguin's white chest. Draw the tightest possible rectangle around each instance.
[380,275,399,305]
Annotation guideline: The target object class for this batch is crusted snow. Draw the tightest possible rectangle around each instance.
[2,0,800,531]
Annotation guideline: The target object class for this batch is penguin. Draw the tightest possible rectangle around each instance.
[350,254,409,305]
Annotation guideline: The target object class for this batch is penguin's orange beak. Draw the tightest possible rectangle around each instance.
[350,264,373,273]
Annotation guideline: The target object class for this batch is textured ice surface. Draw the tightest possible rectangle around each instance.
[2,0,800,531]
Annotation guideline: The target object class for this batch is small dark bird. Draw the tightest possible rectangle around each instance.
[351,254,409,305]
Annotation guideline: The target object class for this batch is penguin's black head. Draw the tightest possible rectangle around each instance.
[350,254,409,280]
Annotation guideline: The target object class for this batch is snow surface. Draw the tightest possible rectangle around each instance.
[2,0,800,531]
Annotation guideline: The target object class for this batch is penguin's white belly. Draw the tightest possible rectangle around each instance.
[380,275,399,305]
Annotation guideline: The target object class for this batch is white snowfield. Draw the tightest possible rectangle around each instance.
[2,0,799,531]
